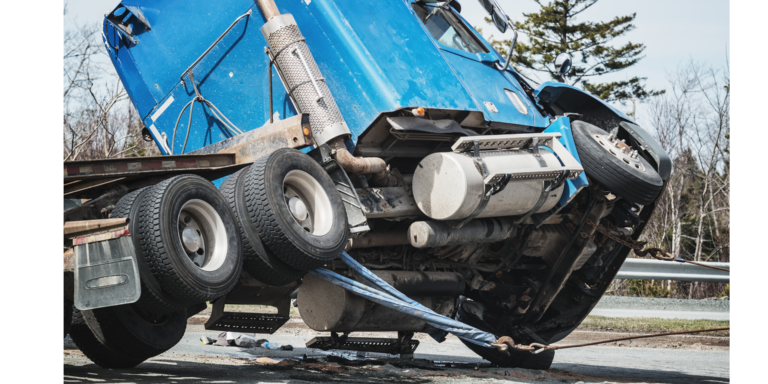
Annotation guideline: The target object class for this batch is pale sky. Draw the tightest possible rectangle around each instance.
[65,0,729,119]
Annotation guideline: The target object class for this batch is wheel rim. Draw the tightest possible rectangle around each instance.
[283,170,333,237]
[177,199,228,272]
[590,132,647,173]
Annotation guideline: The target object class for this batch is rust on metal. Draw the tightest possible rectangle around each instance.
[356,187,421,219]
[72,228,131,246]
[64,154,236,181]
[63,115,312,199]
[350,230,410,249]
[64,218,129,236]
[64,157,246,198]
[492,336,516,355]
[63,248,75,273]
[328,137,388,175]
[64,177,127,196]
[189,114,313,164]
[515,327,731,355]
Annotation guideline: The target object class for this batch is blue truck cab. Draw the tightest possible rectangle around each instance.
[103,0,631,152]
[88,0,671,369]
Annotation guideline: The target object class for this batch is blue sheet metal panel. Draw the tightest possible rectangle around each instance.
[142,61,297,155]
[404,1,548,129]
[440,50,538,127]
[319,0,479,111]
[106,0,559,156]
[109,0,259,108]
[543,116,588,206]
[103,21,158,116]
[129,3,298,155]
[282,0,479,141]
[534,81,634,124]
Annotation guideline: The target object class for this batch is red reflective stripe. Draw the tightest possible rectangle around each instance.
[72,228,131,246]
[142,161,163,169]
[175,160,198,168]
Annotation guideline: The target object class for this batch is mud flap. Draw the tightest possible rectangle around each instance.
[74,236,141,310]
[308,144,370,234]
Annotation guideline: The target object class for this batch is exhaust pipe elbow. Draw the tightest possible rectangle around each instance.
[329,138,386,174]
[328,138,397,186]
[333,147,387,174]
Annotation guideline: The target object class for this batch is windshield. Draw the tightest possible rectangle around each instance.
[412,4,488,54]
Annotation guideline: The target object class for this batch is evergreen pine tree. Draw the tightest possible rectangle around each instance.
[485,0,663,103]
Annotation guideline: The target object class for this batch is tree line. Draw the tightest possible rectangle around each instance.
[63,4,157,161]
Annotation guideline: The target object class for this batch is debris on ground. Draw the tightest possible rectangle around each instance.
[200,332,293,350]
[209,332,264,347]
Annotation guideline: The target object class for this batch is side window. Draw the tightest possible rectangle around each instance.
[412,4,488,54]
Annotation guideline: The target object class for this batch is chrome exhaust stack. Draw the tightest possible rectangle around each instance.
[261,14,351,146]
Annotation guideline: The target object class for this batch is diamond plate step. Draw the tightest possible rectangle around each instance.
[306,336,419,356]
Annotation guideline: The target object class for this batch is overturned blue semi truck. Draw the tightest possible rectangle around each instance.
[63,0,670,369]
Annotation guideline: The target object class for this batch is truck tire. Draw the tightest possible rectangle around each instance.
[137,174,243,305]
[69,306,144,369]
[83,304,186,358]
[65,300,73,337]
[110,188,143,219]
[113,187,188,315]
[244,149,349,271]
[220,169,304,286]
[455,300,555,369]
[572,121,663,205]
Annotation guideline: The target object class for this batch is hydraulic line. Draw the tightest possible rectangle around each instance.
[170,73,243,155]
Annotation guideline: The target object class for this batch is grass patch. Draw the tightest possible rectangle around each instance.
[578,316,730,336]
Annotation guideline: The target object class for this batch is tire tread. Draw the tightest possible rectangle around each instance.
[220,170,303,285]
[244,156,324,271]
[69,306,144,369]
[572,121,663,205]
[113,186,186,314]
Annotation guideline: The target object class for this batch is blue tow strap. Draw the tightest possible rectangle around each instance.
[308,252,500,349]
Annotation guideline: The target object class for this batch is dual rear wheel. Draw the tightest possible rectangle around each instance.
[70,174,243,368]
[69,149,349,368]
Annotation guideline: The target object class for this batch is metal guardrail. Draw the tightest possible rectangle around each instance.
[616,258,729,283]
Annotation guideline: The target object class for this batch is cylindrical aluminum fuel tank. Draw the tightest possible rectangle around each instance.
[261,14,350,145]
[412,151,564,221]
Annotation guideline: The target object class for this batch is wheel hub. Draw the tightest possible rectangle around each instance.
[282,170,334,236]
[177,199,228,272]
[181,227,201,253]
[591,132,646,173]
[288,196,309,221]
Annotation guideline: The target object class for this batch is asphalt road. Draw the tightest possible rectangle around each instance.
[592,296,730,320]
[64,325,729,384]
[589,308,730,320]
